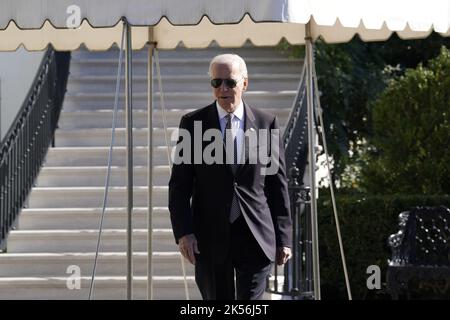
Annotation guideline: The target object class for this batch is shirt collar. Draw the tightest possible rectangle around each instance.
[216,100,244,121]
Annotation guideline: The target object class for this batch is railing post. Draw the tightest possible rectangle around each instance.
[300,186,313,294]
[286,168,313,298]
[288,167,300,294]
[125,19,134,301]
[305,21,321,300]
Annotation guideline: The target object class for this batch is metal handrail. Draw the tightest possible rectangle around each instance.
[266,59,314,299]
[0,48,70,250]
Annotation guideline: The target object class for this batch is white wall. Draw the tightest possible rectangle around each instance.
[0,47,45,141]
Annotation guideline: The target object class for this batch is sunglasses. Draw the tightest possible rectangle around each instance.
[210,77,243,89]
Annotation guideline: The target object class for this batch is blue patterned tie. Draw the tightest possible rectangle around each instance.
[224,113,241,223]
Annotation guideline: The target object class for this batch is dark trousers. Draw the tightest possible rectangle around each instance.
[195,215,272,300]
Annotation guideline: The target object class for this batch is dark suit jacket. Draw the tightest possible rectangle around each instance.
[169,101,292,264]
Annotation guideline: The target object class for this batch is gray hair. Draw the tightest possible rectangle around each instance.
[208,54,248,79]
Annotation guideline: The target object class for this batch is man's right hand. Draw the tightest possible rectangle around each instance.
[178,233,200,265]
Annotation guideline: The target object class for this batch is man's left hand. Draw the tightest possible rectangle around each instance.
[276,246,292,265]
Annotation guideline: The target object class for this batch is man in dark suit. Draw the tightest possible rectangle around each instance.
[169,54,292,300]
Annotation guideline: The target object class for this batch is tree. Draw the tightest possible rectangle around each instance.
[360,47,450,194]
[280,34,450,191]
[314,38,384,187]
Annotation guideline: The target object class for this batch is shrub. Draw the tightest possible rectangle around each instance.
[318,193,450,299]
[361,47,450,194]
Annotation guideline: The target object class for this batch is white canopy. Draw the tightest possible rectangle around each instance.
[2,0,448,301]
[0,0,449,51]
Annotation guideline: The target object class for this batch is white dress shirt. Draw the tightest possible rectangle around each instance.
[216,101,245,164]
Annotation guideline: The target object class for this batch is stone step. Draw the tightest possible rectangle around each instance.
[18,207,171,230]
[62,90,297,110]
[58,108,290,129]
[54,125,289,148]
[70,44,296,60]
[54,127,178,147]
[69,57,302,76]
[7,229,176,253]
[27,186,168,208]
[0,252,194,277]
[0,276,200,300]
[45,146,172,167]
[36,166,170,187]
[66,74,300,93]
[1,45,297,300]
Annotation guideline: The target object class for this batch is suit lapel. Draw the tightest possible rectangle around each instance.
[235,102,258,176]
[206,102,234,174]
[205,102,221,132]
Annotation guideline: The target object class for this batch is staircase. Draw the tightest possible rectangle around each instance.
[0,43,302,299]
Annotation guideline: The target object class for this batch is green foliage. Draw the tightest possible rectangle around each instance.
[278,34,450,191]
[361,47,450,194]
[318,193,450,299]
[277,32,450,301]
[370,32,450,74]
[276,38,305,59]
[314,39,385,186]
[278,37,388,187]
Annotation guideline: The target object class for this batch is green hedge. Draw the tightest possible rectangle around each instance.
[361,47,450,195]
[317,193,450,299]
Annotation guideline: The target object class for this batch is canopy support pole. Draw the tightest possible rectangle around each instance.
[125,20,134,301]
[147,26,156,300]
[305,22,321,300]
